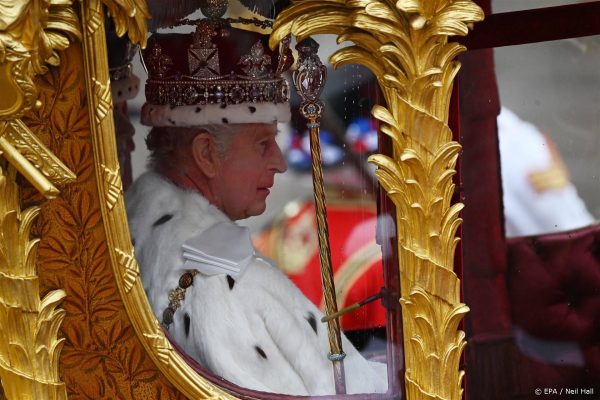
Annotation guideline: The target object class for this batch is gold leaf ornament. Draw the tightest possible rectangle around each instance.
[0,165,68,399]
[101,0,151,47]
[0,0,81,198]
[115,248,139,293]
[101,164,123,210]
[144,330,174,366]
[0,0,80,75]
[93,79,112,123]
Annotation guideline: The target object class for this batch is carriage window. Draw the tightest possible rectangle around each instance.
[459,35,600,400]
[115,0,402,392]
[495,37,600,236]
[248,37,397,395]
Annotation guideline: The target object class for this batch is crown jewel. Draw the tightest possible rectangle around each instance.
[240,41,272,78]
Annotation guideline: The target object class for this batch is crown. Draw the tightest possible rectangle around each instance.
[140,20,293,127]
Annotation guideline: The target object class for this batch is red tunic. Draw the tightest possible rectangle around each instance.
[255,196,386,332]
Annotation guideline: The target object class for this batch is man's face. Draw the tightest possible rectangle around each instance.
[211,123,287,220]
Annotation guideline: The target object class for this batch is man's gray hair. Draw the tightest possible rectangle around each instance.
[145,124,237,172]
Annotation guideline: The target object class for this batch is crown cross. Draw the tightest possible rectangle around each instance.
[188,48,220,78]
[187,20,221,78]
[239,41,271,78]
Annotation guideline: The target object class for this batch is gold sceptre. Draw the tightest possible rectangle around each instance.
[292,37,346,394]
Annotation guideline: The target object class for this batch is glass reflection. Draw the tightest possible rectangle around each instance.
[497,106,594,237]
[106,18,139,190]
[255,60,389,359]
[496,36,600,392]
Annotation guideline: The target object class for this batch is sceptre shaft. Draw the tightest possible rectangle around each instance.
[292,37,346,394]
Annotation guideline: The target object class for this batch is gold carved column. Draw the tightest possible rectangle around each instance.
[272,1,484,399]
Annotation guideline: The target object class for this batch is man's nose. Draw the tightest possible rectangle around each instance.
[271,143,288,173]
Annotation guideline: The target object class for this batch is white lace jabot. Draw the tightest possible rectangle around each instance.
[182,222,255,281]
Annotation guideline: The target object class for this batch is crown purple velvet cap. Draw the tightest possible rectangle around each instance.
[141,20,293,127]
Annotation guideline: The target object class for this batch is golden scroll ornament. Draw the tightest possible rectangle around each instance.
[0,164,67,400]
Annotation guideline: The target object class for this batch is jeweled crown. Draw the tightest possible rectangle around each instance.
[140,19,293,126]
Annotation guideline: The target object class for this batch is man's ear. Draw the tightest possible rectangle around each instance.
[191,132,219,178]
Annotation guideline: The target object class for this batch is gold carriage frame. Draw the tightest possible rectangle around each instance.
[0,0,483,399]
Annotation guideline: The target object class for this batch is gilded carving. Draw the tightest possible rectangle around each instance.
[272,1,483,399]
[0,52,35,119]
[0,163,68,400]
[0,0,79,198]
[99,0,150,47]
[115,248,138,293]
[0,0,80,96]
[21,43,184,399]
[84,6,104,35]
[102,164,123,210]
[0,0,82,397]
[93,78,112,124]
[2,119,76,185]
[144,330,174,366]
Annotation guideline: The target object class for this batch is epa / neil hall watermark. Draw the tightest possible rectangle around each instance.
[535,387,595,396]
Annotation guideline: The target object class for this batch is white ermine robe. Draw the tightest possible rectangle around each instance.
[126,172,388,395]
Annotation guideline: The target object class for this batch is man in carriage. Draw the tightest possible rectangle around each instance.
[125,8,387,395]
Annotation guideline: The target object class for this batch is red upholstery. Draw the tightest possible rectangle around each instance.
[507,223,600,386]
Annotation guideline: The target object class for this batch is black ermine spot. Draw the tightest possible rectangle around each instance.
[152,214,173,227]
[255,346,267,359]
[306,312,318,334]
[184,313,191,337]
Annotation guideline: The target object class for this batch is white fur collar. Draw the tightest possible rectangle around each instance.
[125,172,233,315]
